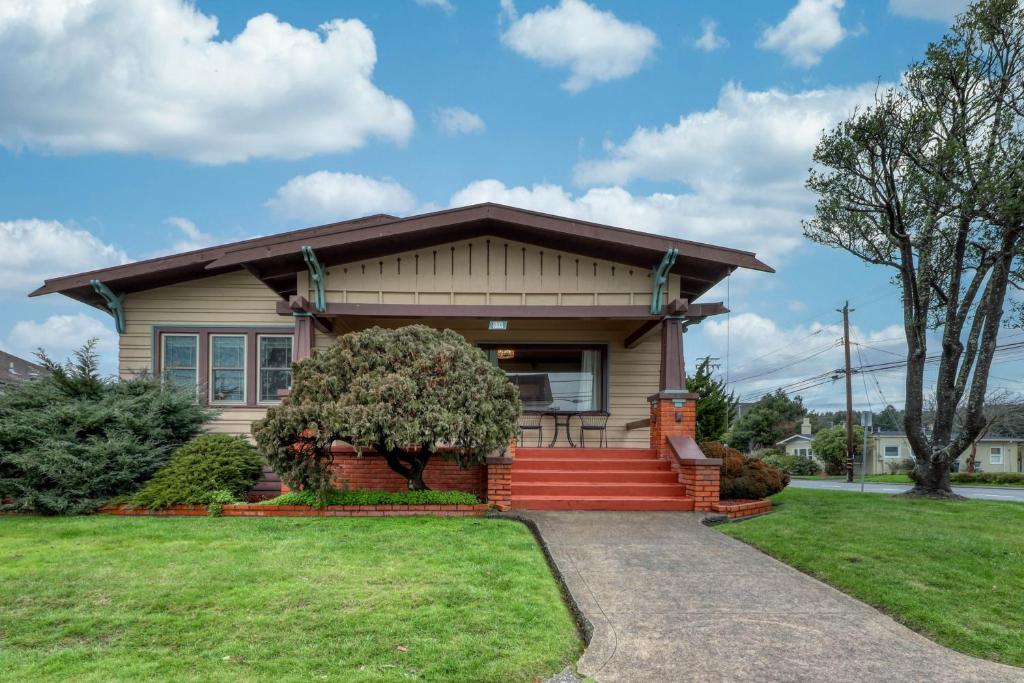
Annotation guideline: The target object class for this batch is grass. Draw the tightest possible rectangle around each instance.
[722,488,1024,667]
[793,473,1024,488]
[260,489,481,507]
[0,515,581,682]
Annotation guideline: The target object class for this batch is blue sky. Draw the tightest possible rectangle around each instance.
[1,0,995,410]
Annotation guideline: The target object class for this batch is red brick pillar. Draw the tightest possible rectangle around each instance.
[649,391,697,455]
[485,439,515,511]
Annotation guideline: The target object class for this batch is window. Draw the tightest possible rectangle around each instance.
[481,344,606,412]
[796,448,809,457]
[210,335,246,403]
[259,335,293,403]
[884,445,900,459]
[990,446,1003,465]
[162,334,198,390]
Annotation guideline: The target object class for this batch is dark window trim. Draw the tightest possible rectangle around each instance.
[153,326,293,408]
[478,342,609,413]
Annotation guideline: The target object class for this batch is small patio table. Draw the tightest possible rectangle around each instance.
[544,411,579,448]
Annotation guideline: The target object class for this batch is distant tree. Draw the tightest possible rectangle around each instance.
[687,357,736,442]
[804,0,1024,496]
[254,326,520,496]
[874,405,905,432]
[812,425,866,476]
[727,390,806,453]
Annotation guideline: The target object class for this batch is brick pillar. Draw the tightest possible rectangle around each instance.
[649,392,697,456]
[485,439,515,511]
[679,460,720,511]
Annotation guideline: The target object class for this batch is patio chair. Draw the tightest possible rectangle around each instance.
[518,411,544,447]
[576,412,610,448]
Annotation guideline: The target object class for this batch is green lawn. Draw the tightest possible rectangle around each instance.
[864,473,1024,488]
[0,516,581,682]
[722,488,1024,667]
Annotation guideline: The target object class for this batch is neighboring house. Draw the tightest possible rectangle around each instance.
[775,417,814,458]
[0,350,47,388]
[31,203,772,446]
[866,431,1023,474]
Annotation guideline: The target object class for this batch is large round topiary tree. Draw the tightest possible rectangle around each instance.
[253,325,520,495]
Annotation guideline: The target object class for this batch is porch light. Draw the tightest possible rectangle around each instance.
[488,320,509,331]
[496,349,515,360]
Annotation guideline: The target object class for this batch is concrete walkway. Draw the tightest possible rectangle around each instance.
[524,511,1024,683]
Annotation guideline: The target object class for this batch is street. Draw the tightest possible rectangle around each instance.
[787,477,1024,502]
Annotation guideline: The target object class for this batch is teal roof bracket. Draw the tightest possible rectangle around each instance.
[90,279,126,334]
[650,247,679,315]
[301,245,326,312]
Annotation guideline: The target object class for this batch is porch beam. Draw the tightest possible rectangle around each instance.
[288,295,332,334]
[274,301,693,320]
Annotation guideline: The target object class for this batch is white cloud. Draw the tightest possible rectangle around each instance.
[500,0,657,93]
[757,0,848,67]
[695,312,908,409]
[435,107,486,136]
[888,0,969,20]
[0,219,130,295]
[415,0,455,13]
[3,313,118,375]
[0,0,414,164]
[694,19,728,52]
[165,217,215,253]
[571,82,877,260]
[267,172,418,223]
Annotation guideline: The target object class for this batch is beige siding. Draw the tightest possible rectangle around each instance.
[318,236,679,309]
[120,270,291,436]
[867,435,1023,474]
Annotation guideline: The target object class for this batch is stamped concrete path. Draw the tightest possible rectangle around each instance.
[523,511,1024,683]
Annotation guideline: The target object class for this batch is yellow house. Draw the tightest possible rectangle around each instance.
[865,431,1023,474]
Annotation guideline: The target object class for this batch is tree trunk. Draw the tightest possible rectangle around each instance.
[908,457,962,499]
[381,448,432,491]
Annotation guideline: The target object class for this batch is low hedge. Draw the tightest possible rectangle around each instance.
[760,451,821,476]
[950,471,1024,485]
[132,434,264,509]
[261,489,480,507]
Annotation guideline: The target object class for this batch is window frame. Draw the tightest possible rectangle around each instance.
[160,333,199,392]
[257,334,294,405]
[208,333,248,405]
[883,445,900,459]
[990,446,1003,465]
[154,326,293,408]
[478,342,609,413]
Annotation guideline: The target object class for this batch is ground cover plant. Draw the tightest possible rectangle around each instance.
[0,515,580,682]
[0,341,210,514]
[722,488,1024,666]
[255,325,519,496]
[132,434,263,509]
[261,489,480,507]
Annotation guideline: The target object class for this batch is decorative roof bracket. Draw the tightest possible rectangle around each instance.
[650,247,679,315]
[301,245,326,312]
[90,279,126,334]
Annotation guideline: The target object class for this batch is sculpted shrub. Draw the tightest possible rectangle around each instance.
[701,440,790,500]
[254,325,520,497]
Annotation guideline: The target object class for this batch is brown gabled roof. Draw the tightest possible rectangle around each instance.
[31,202,773,307]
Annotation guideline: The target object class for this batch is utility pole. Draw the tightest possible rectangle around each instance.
[838,301,855,483]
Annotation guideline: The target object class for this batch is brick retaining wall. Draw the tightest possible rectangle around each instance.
[712,498,772,519]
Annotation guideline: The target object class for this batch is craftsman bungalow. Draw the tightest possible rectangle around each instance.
[33,203,772,510]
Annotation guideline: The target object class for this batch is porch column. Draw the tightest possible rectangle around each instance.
[293,313,313,361]
[658,317,686,391]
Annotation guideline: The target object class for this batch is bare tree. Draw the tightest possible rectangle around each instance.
[805,0,1024,497]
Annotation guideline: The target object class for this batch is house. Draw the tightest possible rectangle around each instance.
[32,203,772,510]
[775,417,815,458]
[865,431,1023,474]
[0,350,47,388]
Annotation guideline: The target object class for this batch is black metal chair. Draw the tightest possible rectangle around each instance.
[519,411,544,447]
[576,412,610,448]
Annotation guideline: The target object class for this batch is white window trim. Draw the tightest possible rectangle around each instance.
[209,334,247,405]
[161,333,199,392]
[990,446,1003,465]
[257,334,293,405]
[883,445,900,459]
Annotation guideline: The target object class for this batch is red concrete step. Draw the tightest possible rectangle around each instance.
[512,458,670,471]
[512,469,679,484]
[512,495,695,511]
[516,448,658,460]
[513,482,687,497]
